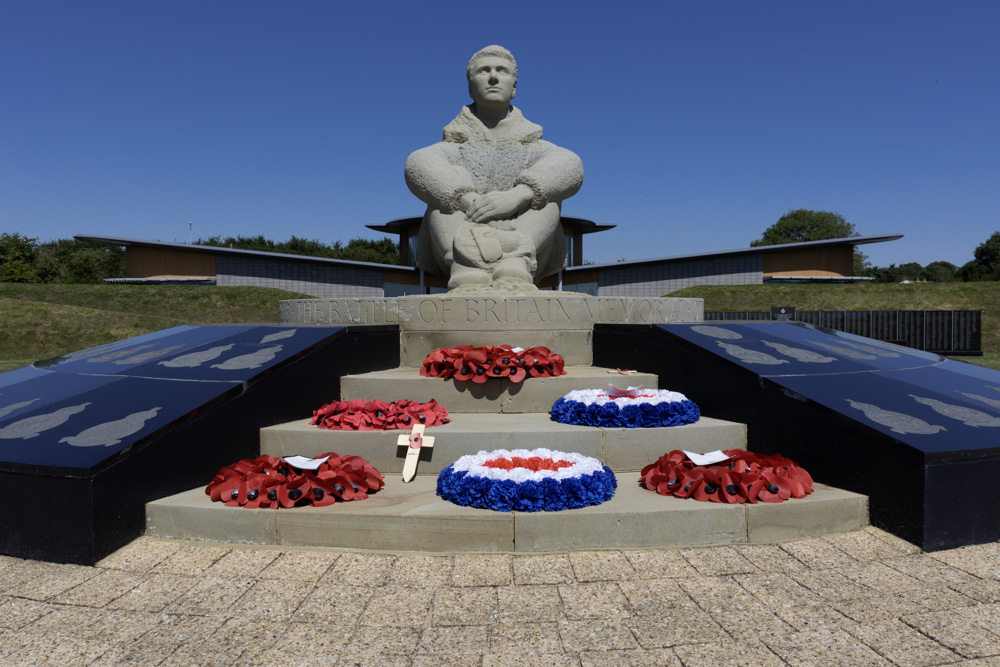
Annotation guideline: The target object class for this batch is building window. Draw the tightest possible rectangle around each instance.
[408,235,420,267]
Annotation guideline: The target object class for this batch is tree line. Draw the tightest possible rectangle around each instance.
[0,233,399,284]
[2,216,998,284]
[0,235,126,284]
[193,235,399,265]
[752,209,999,283]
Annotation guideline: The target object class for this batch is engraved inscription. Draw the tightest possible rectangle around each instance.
[281,296,694,326]
[114,345,185,365]
[810,341,877,360]
[836,339,901,358]
[260,329,296,344]
[416,297,581,325]
[159,345,234,368]
[87,344,155,363]
[211,346,283,370]
[691,325,743,339]
[956,392,1000,411]
[0,397,40,419]
[0,403,91,440]
[717,341,788,365]
[762,341,835,363]
[60,407,161,447]
[910,394,1000,427]
[845,399,946,434]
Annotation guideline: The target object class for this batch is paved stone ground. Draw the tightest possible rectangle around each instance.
[2,527,1000,665]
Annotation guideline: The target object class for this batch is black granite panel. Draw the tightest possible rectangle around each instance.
[0,371,119,425]
[116,326,342,382]
[0,376,242,470]
[924,456,1000,550]
[775,372,1000,458]
[870,311,899,341]
[593,321,1000,550]
[668,323,874,375]
[0,366,50,389]
[898,311,926,350]
[736,323,945,369]
[923,358,1000,383]
[753,377,928,546]
[953,311,982,354]
[0,323,402,564]
[40,325,241,374]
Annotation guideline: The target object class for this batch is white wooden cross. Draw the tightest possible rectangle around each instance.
[397,423,435,483]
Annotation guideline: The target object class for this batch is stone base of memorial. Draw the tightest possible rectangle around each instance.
[279,295,703,367]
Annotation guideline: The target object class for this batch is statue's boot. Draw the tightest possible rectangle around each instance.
[448,263,492,291]
[491,230,537,291]
[449,226,494,290]
[492,256,537,291]
[453,225,498,269]
[470,226,504,263]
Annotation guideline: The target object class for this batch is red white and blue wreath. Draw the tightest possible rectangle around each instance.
[436,448,617,512]
[551,385,701,428]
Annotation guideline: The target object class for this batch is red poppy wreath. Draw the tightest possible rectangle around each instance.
[640,449,814,503]
[420,345,566,383]
[206,453,384,508]
[310,398,449,431]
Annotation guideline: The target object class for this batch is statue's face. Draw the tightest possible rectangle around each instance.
[468,55,516,106]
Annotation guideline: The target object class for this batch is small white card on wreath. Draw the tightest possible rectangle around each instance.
[282,455,330,471]
[682,450,730,466]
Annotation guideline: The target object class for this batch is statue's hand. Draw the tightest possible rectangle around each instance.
[466,185,533,223]
[458,191,479,213]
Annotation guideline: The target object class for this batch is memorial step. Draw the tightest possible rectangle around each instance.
[260,413,747,476]
[400,329,595,366]
[146,478,868,552]
[337,366,662,414]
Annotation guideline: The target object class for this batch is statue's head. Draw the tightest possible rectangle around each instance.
[467,45,518,83]
[467,45,518,106]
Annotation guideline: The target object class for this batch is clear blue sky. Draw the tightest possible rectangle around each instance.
[2,1,997,269]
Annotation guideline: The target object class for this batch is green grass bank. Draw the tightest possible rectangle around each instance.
[672,282,1000,368]
[0,283,311,373]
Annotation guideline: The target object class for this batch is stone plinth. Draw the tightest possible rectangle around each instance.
[280,295,703,366]
[280,295,703,329]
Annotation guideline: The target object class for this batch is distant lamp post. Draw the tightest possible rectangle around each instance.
[188,222,192,244]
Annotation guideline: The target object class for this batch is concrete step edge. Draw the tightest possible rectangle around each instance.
[260,415,747,475]
[146,480,868,552]
[337,367,668,414]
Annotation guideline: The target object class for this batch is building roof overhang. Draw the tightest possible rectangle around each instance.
[74,235,417,272]
[563,234,903,273]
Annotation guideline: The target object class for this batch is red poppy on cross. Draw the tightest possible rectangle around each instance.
[397,423,435,482]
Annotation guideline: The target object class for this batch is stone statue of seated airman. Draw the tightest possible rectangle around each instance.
[405,45,584,293]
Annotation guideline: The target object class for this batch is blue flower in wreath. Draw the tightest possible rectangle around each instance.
[436,449,616,512]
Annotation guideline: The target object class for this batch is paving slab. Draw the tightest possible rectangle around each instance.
[24,519,992,666]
